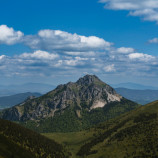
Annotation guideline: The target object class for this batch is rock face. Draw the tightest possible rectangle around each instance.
[1,75,122,121]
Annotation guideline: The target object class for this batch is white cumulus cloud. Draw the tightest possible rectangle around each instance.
[148,37,158,44]
[24,29,112,52]
[103,64,116,72]
[99,0,158,23]
[128,53,155,62]
[20,50,59,60]
[0,55,6,60]
[64,51,96,56]
[0,25,24,45]
[116,47,135,54]
[0,25,158,78]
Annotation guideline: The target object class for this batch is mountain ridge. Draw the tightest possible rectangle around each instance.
[115,88,158,104]
[0,83,56,96]
[0,92,41,109]
[112,82,158,90]
[0,75,139,132]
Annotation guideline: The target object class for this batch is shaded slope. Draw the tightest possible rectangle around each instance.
[0,134,34,158]
[77,100,158,158]
[0,119,70,158]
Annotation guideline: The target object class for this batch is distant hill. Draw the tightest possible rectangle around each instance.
[0,83,56,96]
[112,82,158,90]
[115,88,158,104]
[77,100,158,158]
[0,119,70,158]
[0,92,41,110]
[0,75,139,132]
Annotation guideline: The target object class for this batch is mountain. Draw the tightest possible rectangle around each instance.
[112,82,158,90]
[0,92,41,110]
[0,119,70,158]
[0,75,139,132]
[77,100,158,158]
[0,83,56,96]
[115,88,158,104]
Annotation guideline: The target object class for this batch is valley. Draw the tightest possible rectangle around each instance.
[43,131,95,158]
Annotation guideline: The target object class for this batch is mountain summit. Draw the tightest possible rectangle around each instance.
[53,74,122,111]
[0,75,139,132]
[76,74,102,85]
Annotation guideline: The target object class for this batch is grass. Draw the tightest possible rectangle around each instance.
[43,130,95,158]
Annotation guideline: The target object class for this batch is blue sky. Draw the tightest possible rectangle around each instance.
[0,0,158,86]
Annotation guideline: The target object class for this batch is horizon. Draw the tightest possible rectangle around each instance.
[1,74,158,90]
[0,0,158,87]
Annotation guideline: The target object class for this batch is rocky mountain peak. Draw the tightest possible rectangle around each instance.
[47,75,123,111]
[0,75,139,133]
[76,75,103,86]
[0,75,124,121]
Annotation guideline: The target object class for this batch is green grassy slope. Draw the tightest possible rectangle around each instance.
[77,100,158,158]
[43,131,95,158]
[44,100,158,158]
[0,119,70,158]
